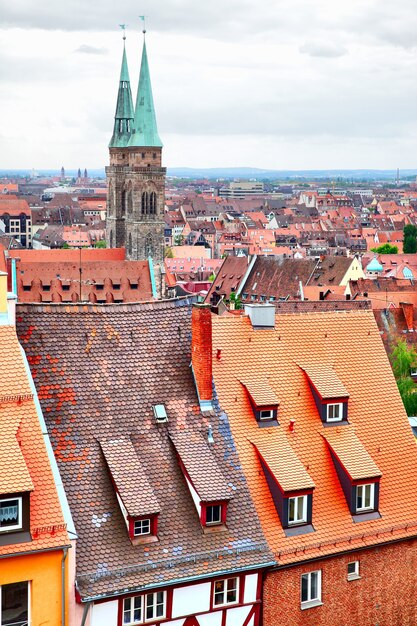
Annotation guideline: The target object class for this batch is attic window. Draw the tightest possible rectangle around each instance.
[301,365,349,425]
[241,380,279,426]
[153,404,168,423]
[0,497,22,532]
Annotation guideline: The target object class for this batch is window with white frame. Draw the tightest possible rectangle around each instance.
[301,570,321,608]
[288,495,307,525]
[259,409,274,420]
[122,591,165,624]
[0,497,22,532]
[213,577,239,607]
[9,219,20,234]
[327,403,343,422]
[206,504,222,525]
[347,561,360,580]
[356,483,375,512]
[1,581,29,626]
[133,519,151,536]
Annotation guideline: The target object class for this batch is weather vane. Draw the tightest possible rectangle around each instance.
[119,24,127,41]
[139,15,147,35]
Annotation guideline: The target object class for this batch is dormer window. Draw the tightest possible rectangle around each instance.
[170,432,232,530]
[0,497,22,532]
[322,427,381,521]
[100,437,160,543]
[253,438,315,535]
[327,403,343,422]
[241,380,279,426]
[301,364,349,425]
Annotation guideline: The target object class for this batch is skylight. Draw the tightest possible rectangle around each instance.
[153,404,168,422]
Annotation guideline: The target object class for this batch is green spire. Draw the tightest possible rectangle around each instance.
[109,41,135,149]
[129,38,163,148]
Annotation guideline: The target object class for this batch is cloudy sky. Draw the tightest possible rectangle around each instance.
[1,0,417,170]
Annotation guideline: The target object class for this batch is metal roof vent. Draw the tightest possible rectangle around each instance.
[244,303,275,329]
[153,404,168,423]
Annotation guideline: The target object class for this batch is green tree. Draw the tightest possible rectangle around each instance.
[208,273,216,282]
[62,242,70,249]
[370,243,398,254]
[403,225,417,253]
[95,240,106,248]
[174,234,184,246]
[164,246,174,258]
[229,292,242,310]
[390,339,417,416]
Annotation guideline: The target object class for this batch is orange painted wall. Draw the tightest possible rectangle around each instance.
[0,548,68,626]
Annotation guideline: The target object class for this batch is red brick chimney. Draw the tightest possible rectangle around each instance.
[400,302,414,332]
[192,303,213,409]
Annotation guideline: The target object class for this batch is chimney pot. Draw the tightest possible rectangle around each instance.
[289,419,295,432]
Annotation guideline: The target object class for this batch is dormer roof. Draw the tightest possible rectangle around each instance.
[300,363,349,400]
[322,427,381,481]
[241,379,279,407]
[252,432,314,493]
[170,430,232,502]
[100,437,160,517]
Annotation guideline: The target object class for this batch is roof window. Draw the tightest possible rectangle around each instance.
[153,404,168,423]
[301,364,349,425]
[241,379,279,426]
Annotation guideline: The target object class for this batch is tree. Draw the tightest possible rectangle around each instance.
[229,292,242,310]
[95,240,106,248]
[370,243,398,254]
[164,246,174,258]
[403,225,417,253]
[390,339,417,416]
[62,242,70,249]
[208,273,216,282]
[174,234,184,246]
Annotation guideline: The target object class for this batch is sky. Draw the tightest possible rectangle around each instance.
[1,0,417,170]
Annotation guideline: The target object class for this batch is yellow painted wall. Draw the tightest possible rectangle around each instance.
[0,549,67,626]
[0,271,7,314]
[340,257,365,286]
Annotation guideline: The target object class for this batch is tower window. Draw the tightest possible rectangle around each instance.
[141,152,145,159]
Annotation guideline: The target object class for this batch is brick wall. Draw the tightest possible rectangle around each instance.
[191,304,212,402]
[263,538,417,626]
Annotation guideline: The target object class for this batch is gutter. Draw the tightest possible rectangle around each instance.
[80,602,92,626]
[79,560,277,603]
[20,345,77,540]
[62,547,68,626]
[236,254,257,297]
[148,256,158,298]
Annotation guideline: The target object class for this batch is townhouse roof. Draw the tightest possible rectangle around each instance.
[300,364,349,399]
[241,257,316,301]
[241,379,280,407]
[0,325,68,557]
[205,255,249,302]
[17,299,271,599]
[211,309,417,564]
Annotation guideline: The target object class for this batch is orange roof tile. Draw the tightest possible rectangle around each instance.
[0,325,68,556]
[252,430,315,492]
[241,379,279,407]
[300,363,349,399]
[322,427,381,481]
[211,310,417,563]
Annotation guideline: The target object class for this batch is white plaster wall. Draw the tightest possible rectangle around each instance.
[243,573,258,604]
[198,611,223,626]
[172,582,211,618]
[246,615,255,626]
[163,620,185,626]
[225,605,252,626]
[90,600,118,626]
[185,475,201,516]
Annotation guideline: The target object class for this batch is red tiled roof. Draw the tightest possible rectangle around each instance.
[300,364,349,399]
[241,379,279,406]
[211,310,417,563]
[0,326,68,557]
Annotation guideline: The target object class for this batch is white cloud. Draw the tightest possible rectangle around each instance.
[0,0,417,169]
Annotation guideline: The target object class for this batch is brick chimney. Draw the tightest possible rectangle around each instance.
[400,302,414,332]
[191,303,213,410]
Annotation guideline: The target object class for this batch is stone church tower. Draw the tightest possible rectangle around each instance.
[106,33,165,268]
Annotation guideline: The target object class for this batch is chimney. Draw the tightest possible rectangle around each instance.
[191,303,213,410]
[400,302,414,332]
[244,303,275,329]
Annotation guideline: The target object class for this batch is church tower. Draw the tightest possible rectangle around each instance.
[106,30,165,267]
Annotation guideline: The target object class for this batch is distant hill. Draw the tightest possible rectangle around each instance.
[1,167,416,182]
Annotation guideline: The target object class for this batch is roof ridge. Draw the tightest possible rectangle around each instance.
[16,296,195,314]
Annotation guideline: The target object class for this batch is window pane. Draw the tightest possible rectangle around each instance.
[365,485,372,508]
[301,575,309,602]
[0,499,20,529]
[214,580,225,605]
[289,497,295,521]
[146,593,154,619]
[2,581,28,626]
[310,571,318,600]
